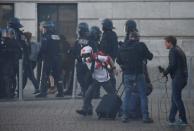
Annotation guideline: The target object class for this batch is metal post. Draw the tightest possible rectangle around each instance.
[39,61,44,90]
[72,60,77,99]
[18,59,23,101]
[188,57,192,98]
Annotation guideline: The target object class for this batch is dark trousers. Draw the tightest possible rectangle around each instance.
[110,72,116,91]
[40,60,64,95]
[36,59,42,84]
[23,61,39,90]
[76,62,90,96]
[83,79,115,111]
[0,63,14,98]
[169,75,187,123]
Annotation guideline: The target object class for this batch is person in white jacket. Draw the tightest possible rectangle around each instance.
[76,46,116,116]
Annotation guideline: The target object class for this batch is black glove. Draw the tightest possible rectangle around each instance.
[183,80,188,86]
[163,70,168,77]
[118,41,124,46]
[158,66,168,77]
[158,66,165,73]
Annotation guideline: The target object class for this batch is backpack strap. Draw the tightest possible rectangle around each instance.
[90,59,95,74]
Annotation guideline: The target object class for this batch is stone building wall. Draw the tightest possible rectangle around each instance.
[1,0,194,89]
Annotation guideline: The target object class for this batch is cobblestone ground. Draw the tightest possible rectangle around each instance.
[0,78,194,131]
[0,90,194,131]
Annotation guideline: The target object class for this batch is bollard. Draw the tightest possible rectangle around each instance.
[38,61,44,90]
[72,60,77,99]
[18,59,23,101]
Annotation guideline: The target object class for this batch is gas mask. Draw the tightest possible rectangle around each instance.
[81,53,91,63]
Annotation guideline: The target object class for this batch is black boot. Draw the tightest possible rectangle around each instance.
[35,93,47,98]
[76,109,93,116]
[56,93,64,97]
[63,90,72,95]
[143,117,154,123]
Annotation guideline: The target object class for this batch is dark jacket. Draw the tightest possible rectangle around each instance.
[28,41,40,62]
[39,32,62,62]
[0,38,21,75]
[165,46,188,79]
[100,30,118,61]
[117,41,153,74]
[88,36,99,53]
[72,36,89,62]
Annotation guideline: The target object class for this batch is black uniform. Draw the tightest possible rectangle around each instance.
[0,37,20,98]
[73,36,90,96]
[36,32,64,97]
[100,30,118,61]
[100,30,118,91]
[88,26,101,53]
[88,35,99,53]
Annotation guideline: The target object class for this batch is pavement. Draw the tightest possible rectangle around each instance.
[0,80,194,131]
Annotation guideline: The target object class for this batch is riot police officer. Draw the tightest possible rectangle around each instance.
[71,22,90,97]
[100,18,118,91]
[100,18,118,61]
[0,28,20,98]
[8,17,25,96]
[88,26,102,53]
[36,21,64,98]
[8,17,24,42]
[87,26,102,98]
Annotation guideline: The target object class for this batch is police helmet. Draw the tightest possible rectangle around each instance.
[89,26,102,39]
[78,22,89,35]
[102,18,114,30]
[0,28,2,38]
[125,20,137,33]
[1,28,15,38]
[42,21,55,32]
[8,17,23,29]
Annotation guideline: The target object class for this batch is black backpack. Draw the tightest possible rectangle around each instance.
[118,42,142,72]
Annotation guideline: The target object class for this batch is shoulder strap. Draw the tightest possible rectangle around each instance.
[90,59,95,73]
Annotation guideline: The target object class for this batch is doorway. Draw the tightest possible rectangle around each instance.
[37,3,77,45]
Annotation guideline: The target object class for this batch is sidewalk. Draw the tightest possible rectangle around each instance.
[0,90,194,131]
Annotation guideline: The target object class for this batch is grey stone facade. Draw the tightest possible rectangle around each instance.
[1,0,194,88]
[0,0,192,54]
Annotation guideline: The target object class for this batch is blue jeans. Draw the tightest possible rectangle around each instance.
[129,92,142,118]
[122,74,149,119]
[169,75,187,123]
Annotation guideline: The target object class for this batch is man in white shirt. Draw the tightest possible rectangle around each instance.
[76,46,116,116]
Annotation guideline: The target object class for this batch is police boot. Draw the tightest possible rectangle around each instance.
[76,109,93,116]
[63,90,72,95]
[56,80,64,97]
[35,93,47,98]
[33,89,40,94]
[143,117,154,123]
[56,93,64,97]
